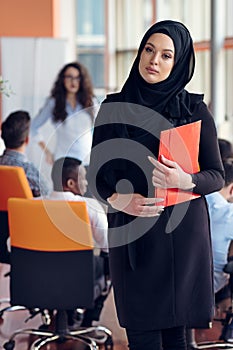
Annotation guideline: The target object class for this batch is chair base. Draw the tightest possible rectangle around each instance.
[0,305,51,326]
[30,333,98,350]
[0,305,29,317]
[3,309,113,350]
[195,306,233,349]
[3,325,113,350]
[196,340,233,349]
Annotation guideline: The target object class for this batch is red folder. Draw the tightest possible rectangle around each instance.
[155,120,201,207]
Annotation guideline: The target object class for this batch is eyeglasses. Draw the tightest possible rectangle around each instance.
[64,75,81,82]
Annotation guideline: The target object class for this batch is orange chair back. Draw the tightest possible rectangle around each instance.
[8,198,94,251]
[0,166,33,211]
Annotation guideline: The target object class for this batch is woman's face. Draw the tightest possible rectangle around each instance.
[139,33,175,84]
[63,66,81,94]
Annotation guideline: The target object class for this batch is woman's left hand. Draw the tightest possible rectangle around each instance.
[107,193,164,217]
[148,155,195,190]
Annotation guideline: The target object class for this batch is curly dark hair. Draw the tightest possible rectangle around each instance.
[50,62,95,123]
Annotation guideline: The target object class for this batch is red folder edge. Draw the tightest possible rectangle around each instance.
[155,120,201,207]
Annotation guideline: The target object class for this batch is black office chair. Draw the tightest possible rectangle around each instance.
[0,166,50,327]
[3,198,113,350]
[0,165,39,318]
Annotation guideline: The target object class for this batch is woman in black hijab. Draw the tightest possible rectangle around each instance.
[89,20,224,349]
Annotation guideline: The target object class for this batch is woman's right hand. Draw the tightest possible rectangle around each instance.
[44,148,54,165]
[107,193,164,217]
[39,141,54,165]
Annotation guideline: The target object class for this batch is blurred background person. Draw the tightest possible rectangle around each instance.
[30,62,98,168]
[0,110,49,197]
[188,156,233,349]
[0,110,50,264]
[207,158,233,295]
[218,138,233,160]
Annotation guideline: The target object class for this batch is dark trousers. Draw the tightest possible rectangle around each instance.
[126,326,187,350]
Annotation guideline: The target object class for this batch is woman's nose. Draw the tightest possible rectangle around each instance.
[150,53,159,65]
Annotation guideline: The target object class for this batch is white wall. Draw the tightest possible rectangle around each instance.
[0,37,68,187]
[1,37,67,118]
[59,0,77,62]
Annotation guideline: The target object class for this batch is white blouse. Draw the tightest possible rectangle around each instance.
[31,97,99,166]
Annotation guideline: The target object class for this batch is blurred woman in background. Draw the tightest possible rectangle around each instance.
[31,61,98,167]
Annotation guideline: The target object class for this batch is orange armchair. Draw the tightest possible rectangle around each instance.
[3,198,112,350]
[0,165,33,264]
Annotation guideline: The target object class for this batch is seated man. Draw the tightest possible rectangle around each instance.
[218,138,233,160]
[0,110,49,263]
[187,157,233,349]
[206,157,233,294]
[47,156,109,329]
[0,110,49,197]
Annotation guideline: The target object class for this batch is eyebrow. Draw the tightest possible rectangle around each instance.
[146,42,174,53]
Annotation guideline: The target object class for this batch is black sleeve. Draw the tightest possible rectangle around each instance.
[191,102,224,195]
[88,99,120,203]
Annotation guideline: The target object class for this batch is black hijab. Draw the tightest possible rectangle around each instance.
[119,20,203,124]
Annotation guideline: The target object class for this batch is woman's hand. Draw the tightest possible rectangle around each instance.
[148,155,195,190]
[107,193,164,217]
[39,141,54,165]
[44,148,54,165]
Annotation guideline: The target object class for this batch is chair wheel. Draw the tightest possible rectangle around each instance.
[105,335,114,349]
[3,340,15,350]
[38,323,49,330]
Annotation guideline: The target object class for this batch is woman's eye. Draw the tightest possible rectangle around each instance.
[145,46,153,53]
[163,54,172,60]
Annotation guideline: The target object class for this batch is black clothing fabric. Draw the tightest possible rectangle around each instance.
[88,20,224,332]
[126,326,186,350]
[89,96,224,330]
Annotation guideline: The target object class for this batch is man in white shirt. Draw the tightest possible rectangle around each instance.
[206,157,233,293]
[48,157,109,329]
[49,157,108,253]
[187,158,233,349]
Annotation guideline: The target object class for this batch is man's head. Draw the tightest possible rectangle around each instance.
[218,138,233,160]
[51,157,88,196]
[1,110,30,149]
[220,158,233,200]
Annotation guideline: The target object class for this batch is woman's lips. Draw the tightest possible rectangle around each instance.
[146,67,159,74]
